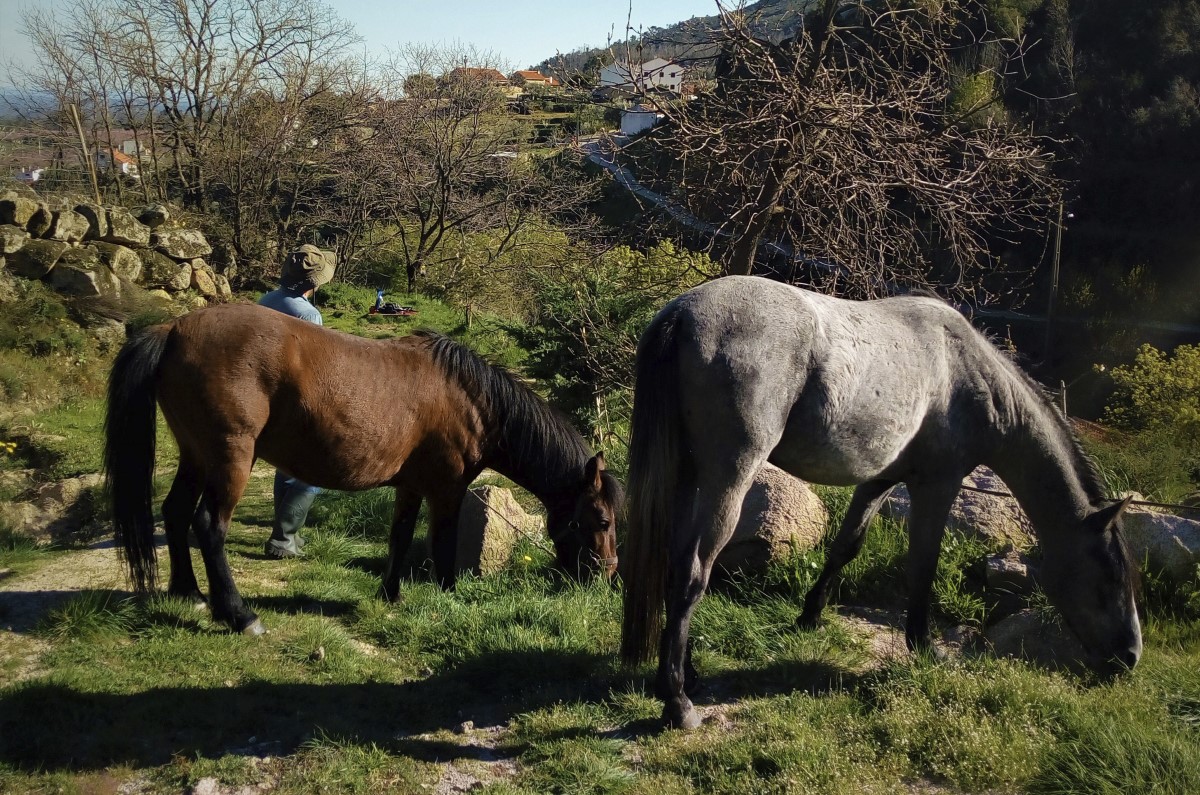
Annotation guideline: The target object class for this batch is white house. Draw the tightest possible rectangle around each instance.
[599,57,684,93]
[95,148,139,178]
[620,103,665,136]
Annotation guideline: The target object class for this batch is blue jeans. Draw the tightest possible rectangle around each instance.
[266,472,322,555]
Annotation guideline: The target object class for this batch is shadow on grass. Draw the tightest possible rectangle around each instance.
[0,648,614,772]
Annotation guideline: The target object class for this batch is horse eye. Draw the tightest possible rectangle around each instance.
[598,518,612,531]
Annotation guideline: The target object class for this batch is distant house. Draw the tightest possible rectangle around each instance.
[620,103,665,136]
[446,67,510,87]
[511,69,560,88]
[95,147,139,178]
[16,167,43,184]
[598,57,684,93]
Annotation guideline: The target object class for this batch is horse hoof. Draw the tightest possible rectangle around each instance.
[240,618,267,637]
[378,586,403,604]
[662,700,702,731]
[796,611,821,631]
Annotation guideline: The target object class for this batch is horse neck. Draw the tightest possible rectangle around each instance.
[480,413,588,513]
[985,375,1096,537]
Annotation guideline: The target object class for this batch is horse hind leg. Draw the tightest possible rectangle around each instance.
[657,465,758,730]
[798,479,897,629]
[191,441,261,634]
[163,456,205,607]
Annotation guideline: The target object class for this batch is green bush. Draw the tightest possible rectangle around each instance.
[1092,343,1200,499]
[1103,343,1200,439]
[509,240,715,441]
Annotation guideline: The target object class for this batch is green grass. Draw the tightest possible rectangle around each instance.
[2,477,1200,794]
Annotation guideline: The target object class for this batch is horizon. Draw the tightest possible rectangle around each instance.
[0,0,722,90]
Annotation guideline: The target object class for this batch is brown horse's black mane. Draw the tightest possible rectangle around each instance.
[413,330,593,493]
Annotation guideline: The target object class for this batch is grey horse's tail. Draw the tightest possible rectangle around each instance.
[104,324,171,593]
[620,302,685,666]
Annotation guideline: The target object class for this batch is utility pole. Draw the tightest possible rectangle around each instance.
[1044,199,1064,364]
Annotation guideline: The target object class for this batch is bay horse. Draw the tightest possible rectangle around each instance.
[104,304,621,635]
[621,276,1142,729]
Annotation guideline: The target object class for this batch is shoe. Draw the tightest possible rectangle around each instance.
[264,543,302,559]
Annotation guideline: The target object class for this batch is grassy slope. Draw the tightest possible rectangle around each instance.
[1,287,1198,794]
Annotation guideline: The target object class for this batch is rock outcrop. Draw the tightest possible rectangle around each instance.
[0,187,220,305]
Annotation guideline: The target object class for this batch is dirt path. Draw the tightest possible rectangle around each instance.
[0,538,130,686]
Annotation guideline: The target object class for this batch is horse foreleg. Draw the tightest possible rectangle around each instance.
[192,449,259,634]
[427,488,467,590]
[163,457,205,607]
[380,489,422,602]
[798,479,896,629]
[657,473,753,730]
[903,481,960,653]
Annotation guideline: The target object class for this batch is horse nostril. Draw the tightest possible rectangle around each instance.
[1118,647,1140,670]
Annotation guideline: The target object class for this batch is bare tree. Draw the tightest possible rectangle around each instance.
[633,0,1061,300]
[348,43,600,293]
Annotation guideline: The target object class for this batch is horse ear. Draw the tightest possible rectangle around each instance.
[1094,495,1135,532]
[584,452,606,490]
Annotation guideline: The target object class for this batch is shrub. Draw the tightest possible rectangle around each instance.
[509,240,716,442]
[1103,343,1200,440]
[1093,343,1200,499]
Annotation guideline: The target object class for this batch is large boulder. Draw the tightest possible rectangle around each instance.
[0,473,106,545]
[46,208,91,243]
[0,193,39,228]
[455,485,542,576]
[716,463,829,573]
[213,273,233,300]
[27,203,53,238]
[7,239,70,278]
[103,207,151,247]
[880,466,1034,547]
[0,224,29,254]
[135,203,170,229]
[189,259,219,298]
[92,241,143,282]
[139,249,192,291]
[152,228,212,261]
[46,247,122,298]
[74,203,108,239]
[1121,503,1200,581]
[984,609,1089,672]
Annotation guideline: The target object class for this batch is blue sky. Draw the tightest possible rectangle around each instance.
[1,0,722,86]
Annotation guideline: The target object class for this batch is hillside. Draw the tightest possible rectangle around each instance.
[533,0,816,78]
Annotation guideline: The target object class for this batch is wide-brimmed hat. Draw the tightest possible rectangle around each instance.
[281,244,336,290]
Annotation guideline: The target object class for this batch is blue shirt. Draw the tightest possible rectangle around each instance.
[258,287,323,325]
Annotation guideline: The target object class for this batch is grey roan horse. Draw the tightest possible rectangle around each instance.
[620,276,1142,729]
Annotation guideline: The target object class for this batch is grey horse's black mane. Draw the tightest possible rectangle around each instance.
[902,288,1112,508]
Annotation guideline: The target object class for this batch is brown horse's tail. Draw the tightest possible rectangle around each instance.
[620,303,685,666]
[104,324,171,593]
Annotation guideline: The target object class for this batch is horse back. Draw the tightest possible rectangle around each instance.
[665,277,1013,484]
[153,304,481,489]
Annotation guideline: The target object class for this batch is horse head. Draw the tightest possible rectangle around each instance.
[549,453,621,581]
[1039,496,1142,676]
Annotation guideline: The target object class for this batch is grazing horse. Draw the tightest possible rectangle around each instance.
[621,276,1141,729]
[104,304,621,635]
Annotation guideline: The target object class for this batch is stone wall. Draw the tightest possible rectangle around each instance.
[0,186,231,305]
